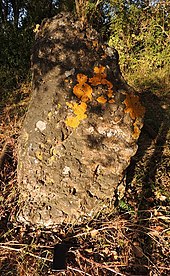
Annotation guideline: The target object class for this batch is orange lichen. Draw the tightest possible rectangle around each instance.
[107,90,113,98]
[97,96,107,104]
[101,54,107,59]
[124,93,145,120]
[65,65,116,129]
[73,83,92,100]
[92,40,99,49]
[101,79,113,90]
[77,73,88,84]
[73,85,84,98]
[81,95,90,102]
[94,65,106,75]
[73,74,92,101]
[108,99,115,103]
[89,66,114,103]
[89,65,107,86]
[123,92,145,139]
[89,76,102,86]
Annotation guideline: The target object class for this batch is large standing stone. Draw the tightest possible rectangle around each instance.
[17,13,145,226]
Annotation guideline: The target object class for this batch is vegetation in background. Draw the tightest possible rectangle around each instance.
[0,0,169,275]
[0,1,169,91]
[108,0,170,95]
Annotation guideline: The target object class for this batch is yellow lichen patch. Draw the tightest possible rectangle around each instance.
[124,93,145,120]
[66,102,74,109]
[47,111,52,121]
[65,102,87,128]
[72,102,87,119]
[65,65,116,128]
[33,24,40,33]
[97,96,107,104]
[65,116,80,128]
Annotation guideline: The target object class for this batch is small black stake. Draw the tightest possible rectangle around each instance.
[52,243,69,271]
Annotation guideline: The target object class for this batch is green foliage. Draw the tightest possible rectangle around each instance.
[108,0,170,73]
[0,24,33,89]
[0,0,170,95]
[119,199,133,212]
[0,0,59,91]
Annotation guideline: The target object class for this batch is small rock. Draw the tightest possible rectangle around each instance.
[65,68,75,77]
[35,120,47,132]
[62,166,71,175]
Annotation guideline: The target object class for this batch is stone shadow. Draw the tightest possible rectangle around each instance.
[126,89,169,275]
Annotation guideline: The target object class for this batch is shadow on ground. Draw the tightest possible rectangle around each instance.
[125,89,169,275]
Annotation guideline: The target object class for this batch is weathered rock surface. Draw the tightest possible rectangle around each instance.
[17,13,145,226]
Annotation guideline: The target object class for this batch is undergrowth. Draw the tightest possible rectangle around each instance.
[0,64,170,275]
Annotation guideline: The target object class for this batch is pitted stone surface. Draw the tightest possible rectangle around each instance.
[17,13,144,226]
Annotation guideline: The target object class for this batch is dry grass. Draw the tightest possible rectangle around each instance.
[0,69,170,276]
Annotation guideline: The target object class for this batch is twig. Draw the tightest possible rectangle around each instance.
[68,266,92,276]
[77,251,126,276]
[0,245,52,262]
[0,245,22,252]
[73,220,126,238]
